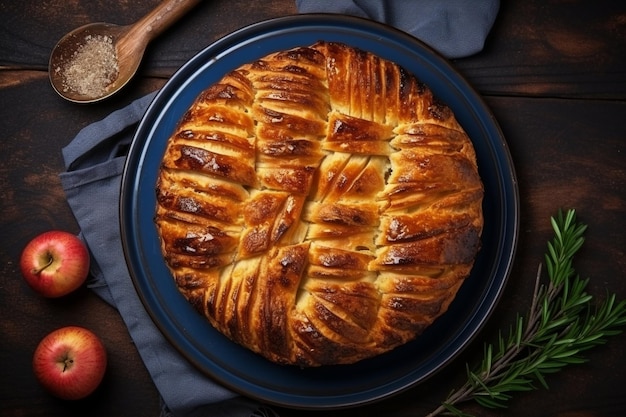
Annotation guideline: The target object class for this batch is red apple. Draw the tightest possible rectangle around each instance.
[32,326,107,400]
[20,230,90,297]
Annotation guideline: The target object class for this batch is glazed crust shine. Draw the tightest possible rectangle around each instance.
[155,41,484,366]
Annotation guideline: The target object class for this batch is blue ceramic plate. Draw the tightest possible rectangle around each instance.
[121,14,519,409]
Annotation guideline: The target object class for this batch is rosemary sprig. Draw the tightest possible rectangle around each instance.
[426,209,626,417]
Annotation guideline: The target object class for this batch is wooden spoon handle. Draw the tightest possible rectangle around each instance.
[130,0,202,42]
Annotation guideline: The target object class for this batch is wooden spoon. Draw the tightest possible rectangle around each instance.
[49,0,201,103]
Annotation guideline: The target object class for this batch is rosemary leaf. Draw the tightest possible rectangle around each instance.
[425,209,626,417]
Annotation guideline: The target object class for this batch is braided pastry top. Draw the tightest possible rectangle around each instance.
[155,41,483,366]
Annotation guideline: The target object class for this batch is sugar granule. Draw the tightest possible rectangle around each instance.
[61,34,119,97]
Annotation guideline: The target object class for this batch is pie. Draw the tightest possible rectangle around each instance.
[154,41,484,366]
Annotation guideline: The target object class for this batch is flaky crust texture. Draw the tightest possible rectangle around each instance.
[155,41,484,366]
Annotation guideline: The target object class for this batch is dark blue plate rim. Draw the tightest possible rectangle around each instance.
[120,14,519,409]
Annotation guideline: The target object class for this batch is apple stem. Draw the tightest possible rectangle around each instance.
[63,358,74,372]
[31,253,54,275]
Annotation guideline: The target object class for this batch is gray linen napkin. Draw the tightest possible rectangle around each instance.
[59,93,276,417]
[296,0,500,58]
[58,4,499,416]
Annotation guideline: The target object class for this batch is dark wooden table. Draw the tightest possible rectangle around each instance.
[2,1,625,416]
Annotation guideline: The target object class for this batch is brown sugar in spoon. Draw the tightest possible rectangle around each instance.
[49,0,201,103]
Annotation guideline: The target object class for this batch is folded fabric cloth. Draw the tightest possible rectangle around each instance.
[295,0,500,58]
[59,93,276,417]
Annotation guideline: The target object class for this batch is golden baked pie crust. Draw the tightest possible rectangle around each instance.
[155,41,483,366]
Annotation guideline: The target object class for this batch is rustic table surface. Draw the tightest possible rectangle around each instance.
[1,1,625,416]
